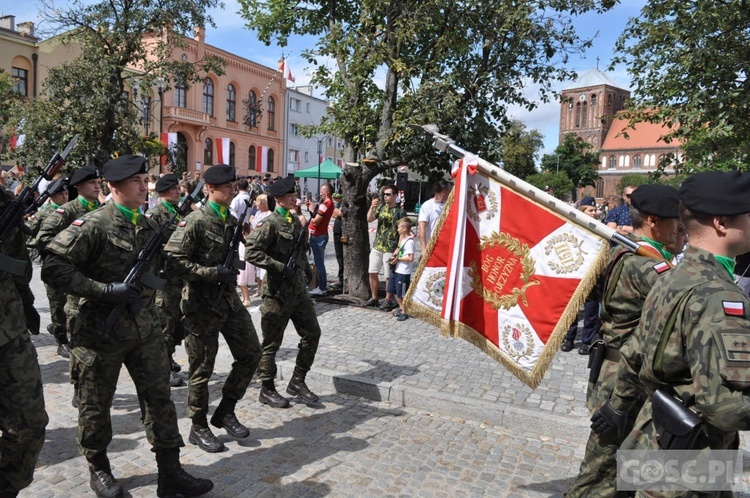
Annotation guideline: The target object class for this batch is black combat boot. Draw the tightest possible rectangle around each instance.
[210,398,250,438]
[87,452,123,498]
[286,367,319,403]
[168,371,184,387]
[155,448,214,497]
[259,380,290,408]
[188,416,225,453]
[170,356,182,373]
[0,490,19,497]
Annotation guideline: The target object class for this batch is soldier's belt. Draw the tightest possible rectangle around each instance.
[0,252,27,276]
[604,346,621,362]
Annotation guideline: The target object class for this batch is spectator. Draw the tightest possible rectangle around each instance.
[237,224,255,306]
[418,180,451,253]
[331,192,344,287]
[366,184,407,310]
[605,189,634,234]
[247,195,272,297]
[230,178,252,227]
[734,252,750,297]
[561,197,601,354]
[389,217,416,321]
[294,198,307,227]
[306,183,334,296]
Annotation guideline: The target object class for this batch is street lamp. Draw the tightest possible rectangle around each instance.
[316,136,324,196]
[132,78,165,137]
[156,77,165,135]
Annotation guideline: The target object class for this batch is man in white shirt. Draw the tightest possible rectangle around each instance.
[418,181,451,253]
[230,178,252,226]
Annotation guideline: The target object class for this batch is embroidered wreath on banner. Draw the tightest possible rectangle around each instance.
[467,232,540,310]
[466,185,498,222]
[424,270,446,308]
[501,324,536,361]
[544,233,587,274]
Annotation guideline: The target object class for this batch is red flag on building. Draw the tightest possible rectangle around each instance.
[160,132,177,167]
[216,138,230,164]
[405,156,609,388]
[278,59,295,83]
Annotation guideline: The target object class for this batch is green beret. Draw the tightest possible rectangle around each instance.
[269,177,296,197]
[203,164,236,185]
[47,178,69,195]
[102,155,148,182]
[630,184,679,218]
[155,174,179,192]
[679,171,750,216]
[69,164,101,186]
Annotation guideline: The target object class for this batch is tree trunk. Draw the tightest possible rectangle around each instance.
[339,162,375,301]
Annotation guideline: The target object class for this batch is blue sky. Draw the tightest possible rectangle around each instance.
[3,0,648,159]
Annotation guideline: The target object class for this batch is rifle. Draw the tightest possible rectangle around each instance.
[209,191,258,313]
[0,136,77,276]
[95,180,205,340]
[272,203,319,305]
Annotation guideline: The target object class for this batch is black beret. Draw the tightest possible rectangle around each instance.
[155,174,179,192]
[269,177,296,197]
[630,184,679,218]
[47,178,69,195]
[579,196,596,207]
[102,155,148,182]
[679,171,750,216]
[203,164,236,185]
[69,164,101,186]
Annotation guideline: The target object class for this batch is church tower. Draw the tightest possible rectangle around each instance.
[559,68,630,150]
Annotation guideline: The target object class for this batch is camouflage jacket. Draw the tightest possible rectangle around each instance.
[145,200,182,288]
[599,234,673,348]
[36,197,97,256]
[612,246,750,434]
[40,202,162,342]
[0,187,34,348]
[245,210,309,298]
[26,203,58,243]
[163,203,241,311]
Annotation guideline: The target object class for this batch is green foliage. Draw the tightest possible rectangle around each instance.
[612,0,750,169]
[0,70,23,159]
[615,174,651,194]
[526,171,575,201]
[8,0,225,170]
[499,120,544,180]
[540,133,599,199]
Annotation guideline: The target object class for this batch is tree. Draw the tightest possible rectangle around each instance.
[239,0,617,300]
[499,120,544,180]
[540,133,599,200]
[612,0,750,171]
[8,0,225,169]
[0,69,23,159]
[526,171,575,201]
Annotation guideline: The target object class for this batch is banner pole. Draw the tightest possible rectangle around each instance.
[416,124,640,254]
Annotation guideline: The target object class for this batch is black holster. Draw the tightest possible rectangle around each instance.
[651,389,703,450]
[587,339,606,384]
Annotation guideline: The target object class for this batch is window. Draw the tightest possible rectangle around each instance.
[290,123,299,136]
[575,103,581,128]
[174,76,187,108]
[204,138,213,166]
[11,67,28,97]
[246,91,257,127]
[306,102,311,113]
[581,102,587,128]
[248,145,256,169]
[226,84,236,122]
[607,94,612,107]
[304,151,309,162]
[267,97,275,130]
[608,156,616,169]
[229,142,235,166]
[203,78,214,116]
[327,137,333,147]
[267,148,274,172]
[290,149,300,165]
[633,155,642,168]
[290,98,301,112]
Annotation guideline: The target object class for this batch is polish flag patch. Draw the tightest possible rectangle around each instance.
[72,219,85,226]
[723,301,745,317]
[178,221,187,227]
[653,261,671,274]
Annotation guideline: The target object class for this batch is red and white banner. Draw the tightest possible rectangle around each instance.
[405,157,609,388]
[160,132,177,167]
[278,59,295,83]
[216,137,231,164]
[255,145,269,172]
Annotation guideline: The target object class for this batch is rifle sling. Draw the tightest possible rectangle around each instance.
[140,272,167,291]
[0,252,27,276]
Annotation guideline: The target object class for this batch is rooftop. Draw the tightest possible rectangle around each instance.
[563,68,627,91]
[601,111,683,151]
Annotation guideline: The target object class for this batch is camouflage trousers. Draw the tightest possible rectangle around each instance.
[0,333,48,493]
[566,358,643,498]
[155,282,185,356]
[44,283,68,345]
[70,332,184,459]
[182,296,261,420]
[258,288,321,382]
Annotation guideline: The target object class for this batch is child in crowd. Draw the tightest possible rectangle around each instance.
[389,217,415,321]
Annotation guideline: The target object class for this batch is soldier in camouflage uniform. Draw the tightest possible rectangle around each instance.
[25,177,69,240]
[163,164,261,454]
[565,185,682,497]
[41,155,213,498]
[0,186,48,498]
[245,177,322,409]
[37,165,102,359]
[594,171,750,498]
[145,174,185,388]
